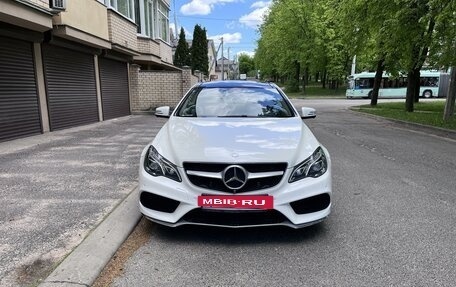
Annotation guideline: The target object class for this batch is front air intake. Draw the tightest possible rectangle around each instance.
[140,192,180,213]
[290,193,331,214]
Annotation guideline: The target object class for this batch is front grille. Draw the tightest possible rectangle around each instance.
[182,208,288,226]
[184,162,287,193]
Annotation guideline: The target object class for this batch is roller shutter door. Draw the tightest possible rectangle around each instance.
[0,36,41,142]
[99,58,130,120]
[42,44,98,131]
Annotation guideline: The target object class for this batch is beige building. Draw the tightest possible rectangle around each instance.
[0,0,197,142]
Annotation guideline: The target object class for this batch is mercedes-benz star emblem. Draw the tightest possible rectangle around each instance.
[222,165,248,191]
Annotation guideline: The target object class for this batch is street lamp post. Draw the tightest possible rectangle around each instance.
[221,37,224,81]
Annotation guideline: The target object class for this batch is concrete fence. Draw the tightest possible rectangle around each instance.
[129,65,199,112]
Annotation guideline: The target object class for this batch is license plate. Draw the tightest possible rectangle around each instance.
[197,195,273,209]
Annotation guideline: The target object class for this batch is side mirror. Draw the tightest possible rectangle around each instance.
[301,107,316,119]
[155,106,171,118]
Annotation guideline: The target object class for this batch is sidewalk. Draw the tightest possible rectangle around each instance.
[0,115,166,286]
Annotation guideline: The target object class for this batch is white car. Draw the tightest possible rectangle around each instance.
[139,81,331,228]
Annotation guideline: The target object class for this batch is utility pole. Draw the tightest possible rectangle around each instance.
[237,54,240,79]
[173,0,178,40]
[227,47,230,80]
[221,37,224,81]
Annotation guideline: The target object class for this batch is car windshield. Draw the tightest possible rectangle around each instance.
[176,86,294,118]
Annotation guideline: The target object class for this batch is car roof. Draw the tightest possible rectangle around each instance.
[198,80,275,89]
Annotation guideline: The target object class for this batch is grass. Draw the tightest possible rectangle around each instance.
[286,85,346,99]
[353,101,456,130]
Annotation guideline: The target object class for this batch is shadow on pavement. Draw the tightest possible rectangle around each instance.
[148,219,329,245]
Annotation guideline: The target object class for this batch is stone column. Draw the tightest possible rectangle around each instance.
[182,66,192,96]
[129,64,140,112]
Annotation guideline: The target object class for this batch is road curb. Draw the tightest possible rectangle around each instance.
[350,109,456,141]
[39,187,141,287]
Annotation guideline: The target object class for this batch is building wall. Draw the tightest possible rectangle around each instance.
[53,0,109,41]
[190,71,199,87]
[107,10,137,51]
[130,66,198,112]
[137,37,160,56]
[0,0,53,32]
[159,40,173,64]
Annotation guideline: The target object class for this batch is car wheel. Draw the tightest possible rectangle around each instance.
[423,90,432,98]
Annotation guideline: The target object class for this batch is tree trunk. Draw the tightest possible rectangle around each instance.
[405,69,419,112]
[371,58,385,106]
[443,67,456,121]
[294,60,300,82]
[294,60,300,92]
[302,68,307,91]
[414,17,436,103]
[305,67,309,86]
[315,72,319,83]
[322,70,327,89]
[414,70,421,103]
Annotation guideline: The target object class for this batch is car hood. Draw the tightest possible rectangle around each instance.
[152,117,320,167]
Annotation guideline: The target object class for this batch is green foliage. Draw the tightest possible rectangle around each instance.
[191,25,209,75]
[255,0,353,88]
[174,27,191,68]
[355,101,456,130]
[286,85,346,98]
[429,0,456,68]
[285,78,300,93]
[255,0,455,108]
[238,53,255,74]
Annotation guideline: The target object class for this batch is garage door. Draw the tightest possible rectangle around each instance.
[42,44,98,131]
[99,58,130,120]
[0,36,41,142]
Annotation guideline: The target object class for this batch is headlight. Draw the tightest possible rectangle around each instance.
[289,147,328,183]
[144,146,181,182]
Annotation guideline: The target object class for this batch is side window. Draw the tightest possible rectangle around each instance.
[176,88,199,117]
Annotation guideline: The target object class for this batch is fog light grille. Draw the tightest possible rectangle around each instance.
[290,193,330,214]
[140,192,180,213]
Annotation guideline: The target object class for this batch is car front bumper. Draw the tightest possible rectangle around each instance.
[139,159,332,228]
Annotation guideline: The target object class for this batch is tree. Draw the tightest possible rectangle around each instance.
[348,0,402,106]
[255,0,455,110]
[429,0,456,120]
[255,0,314,91]
[444,68,456,120]
[191,25,209,76]
[238,54,255,75]
[255,0,353,91]
[174,27,191,68]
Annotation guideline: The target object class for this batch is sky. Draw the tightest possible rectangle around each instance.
[170,0,271,61]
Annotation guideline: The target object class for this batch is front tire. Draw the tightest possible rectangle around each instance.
[422,90,433,98]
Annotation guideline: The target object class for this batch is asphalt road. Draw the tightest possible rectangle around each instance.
[109,99,456,287]
[0,115,166,286]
